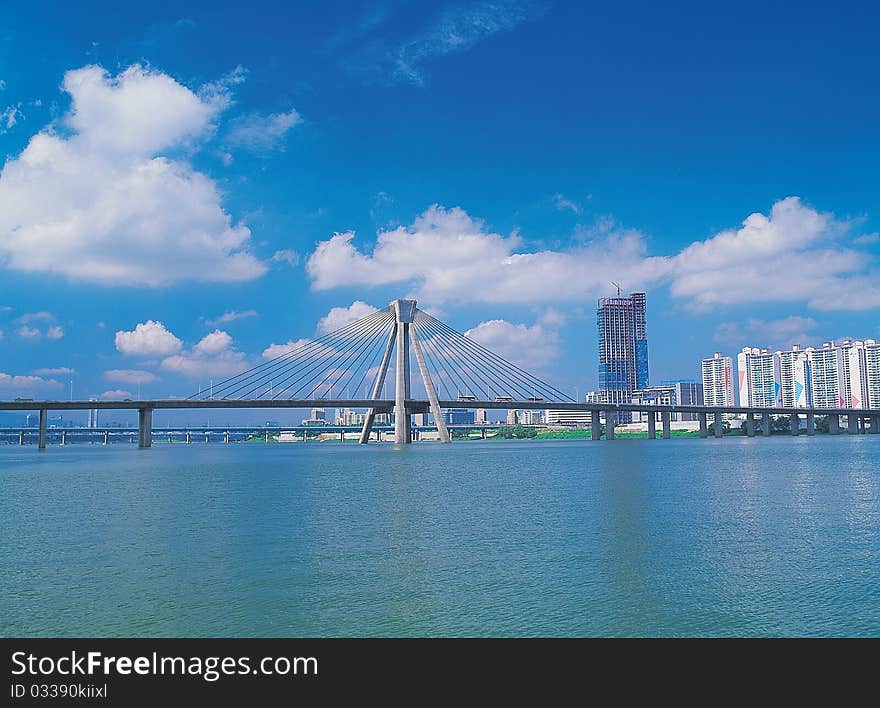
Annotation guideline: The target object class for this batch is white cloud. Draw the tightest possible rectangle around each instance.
[17,311,54,323]
[307,204,666,305]
[46,325,64,340]
[0,372,63,393]
[100,389,132,400]
[382,1,548,85]
[1,104,20,131]
[193,329,232,356]
[307,198,880,312]
[206,309,258,326]
[667,197,871,310]
[115,320,183,357]
[714,316,819,350]
[104,369,159,384]
[553,193,580,214]
[16,325,41,339]
[464,319,560,370]
[224,109,302,153]
[316,301,379,334]
[161,329,245,377]
[261,338,338,360]
[0,64,266,286]
[270,249,300,267]
[32,367,75,375]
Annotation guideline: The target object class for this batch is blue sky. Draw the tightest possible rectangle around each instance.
[1,0,879,414]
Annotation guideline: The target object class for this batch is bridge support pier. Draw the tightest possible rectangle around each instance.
[745,412,755,437]
[38,408,47,450]
[829,415,840,435]
[604,411,615,440]
[790,413,800,436]
[661,410,671,439]
[806,413,815,436]
[762,413,772,436]
[137,408,152,448]
[714,410,724,438]
[591,411,601,440]
[871,415,880,434]
[646,412,656,439]
[847,414,859,435]
[698,413,707,438]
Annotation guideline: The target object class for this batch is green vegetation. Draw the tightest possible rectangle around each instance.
[492,424,539,439]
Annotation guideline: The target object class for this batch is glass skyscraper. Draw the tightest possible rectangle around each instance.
[597,292,649,422]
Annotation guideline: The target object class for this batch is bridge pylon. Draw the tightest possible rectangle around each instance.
[359,299,450,444]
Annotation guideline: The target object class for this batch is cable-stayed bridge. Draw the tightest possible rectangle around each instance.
[2,299,879,448]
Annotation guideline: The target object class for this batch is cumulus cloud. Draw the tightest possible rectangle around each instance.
[104,369,159,385]
[307,204,667,305]
[100,389,132,400]
[224,109,302,153]
[46,326,64,339]
[307,198,880,312]
[115,320,183,357]
[465,319,560,370]
[206,309,258,326]
[316,301,379,334]
[0,64,266,286]
[161,329,246,377]
[32,367,75,375]
[667,197,874,310]
[0,372,63,393]
[714,316,819,350]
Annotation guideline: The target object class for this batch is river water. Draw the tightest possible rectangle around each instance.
[1,436,878,636]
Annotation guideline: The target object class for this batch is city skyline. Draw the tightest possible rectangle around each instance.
[2,2,880,403]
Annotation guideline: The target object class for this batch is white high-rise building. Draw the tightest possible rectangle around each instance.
[737,347,781,408]
[844,340,869,409]
[701,352,734,407]
[808,343,843,409]
[865,339,880,409]
[519,409,544,425]
[777,345,812,408]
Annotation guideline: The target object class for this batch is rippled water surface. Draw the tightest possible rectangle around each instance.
[2,436,878,637]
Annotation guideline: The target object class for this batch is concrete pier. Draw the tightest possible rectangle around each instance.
[661,410,671,439]
[790,413,799,436]
[604,412,615,440]
[137,407,152,448]
[698,412,708,438]
[591,411,601,440]
[647,413,656,440]
[829,415,840,434]
[38,409,47,450]
[745,412,756,437]
[847,414,859,435]
[762,413,771,436]
[806,413,815,436]
[714,410,724,438]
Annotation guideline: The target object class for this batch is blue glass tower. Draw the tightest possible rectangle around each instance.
[597,292,649,422]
